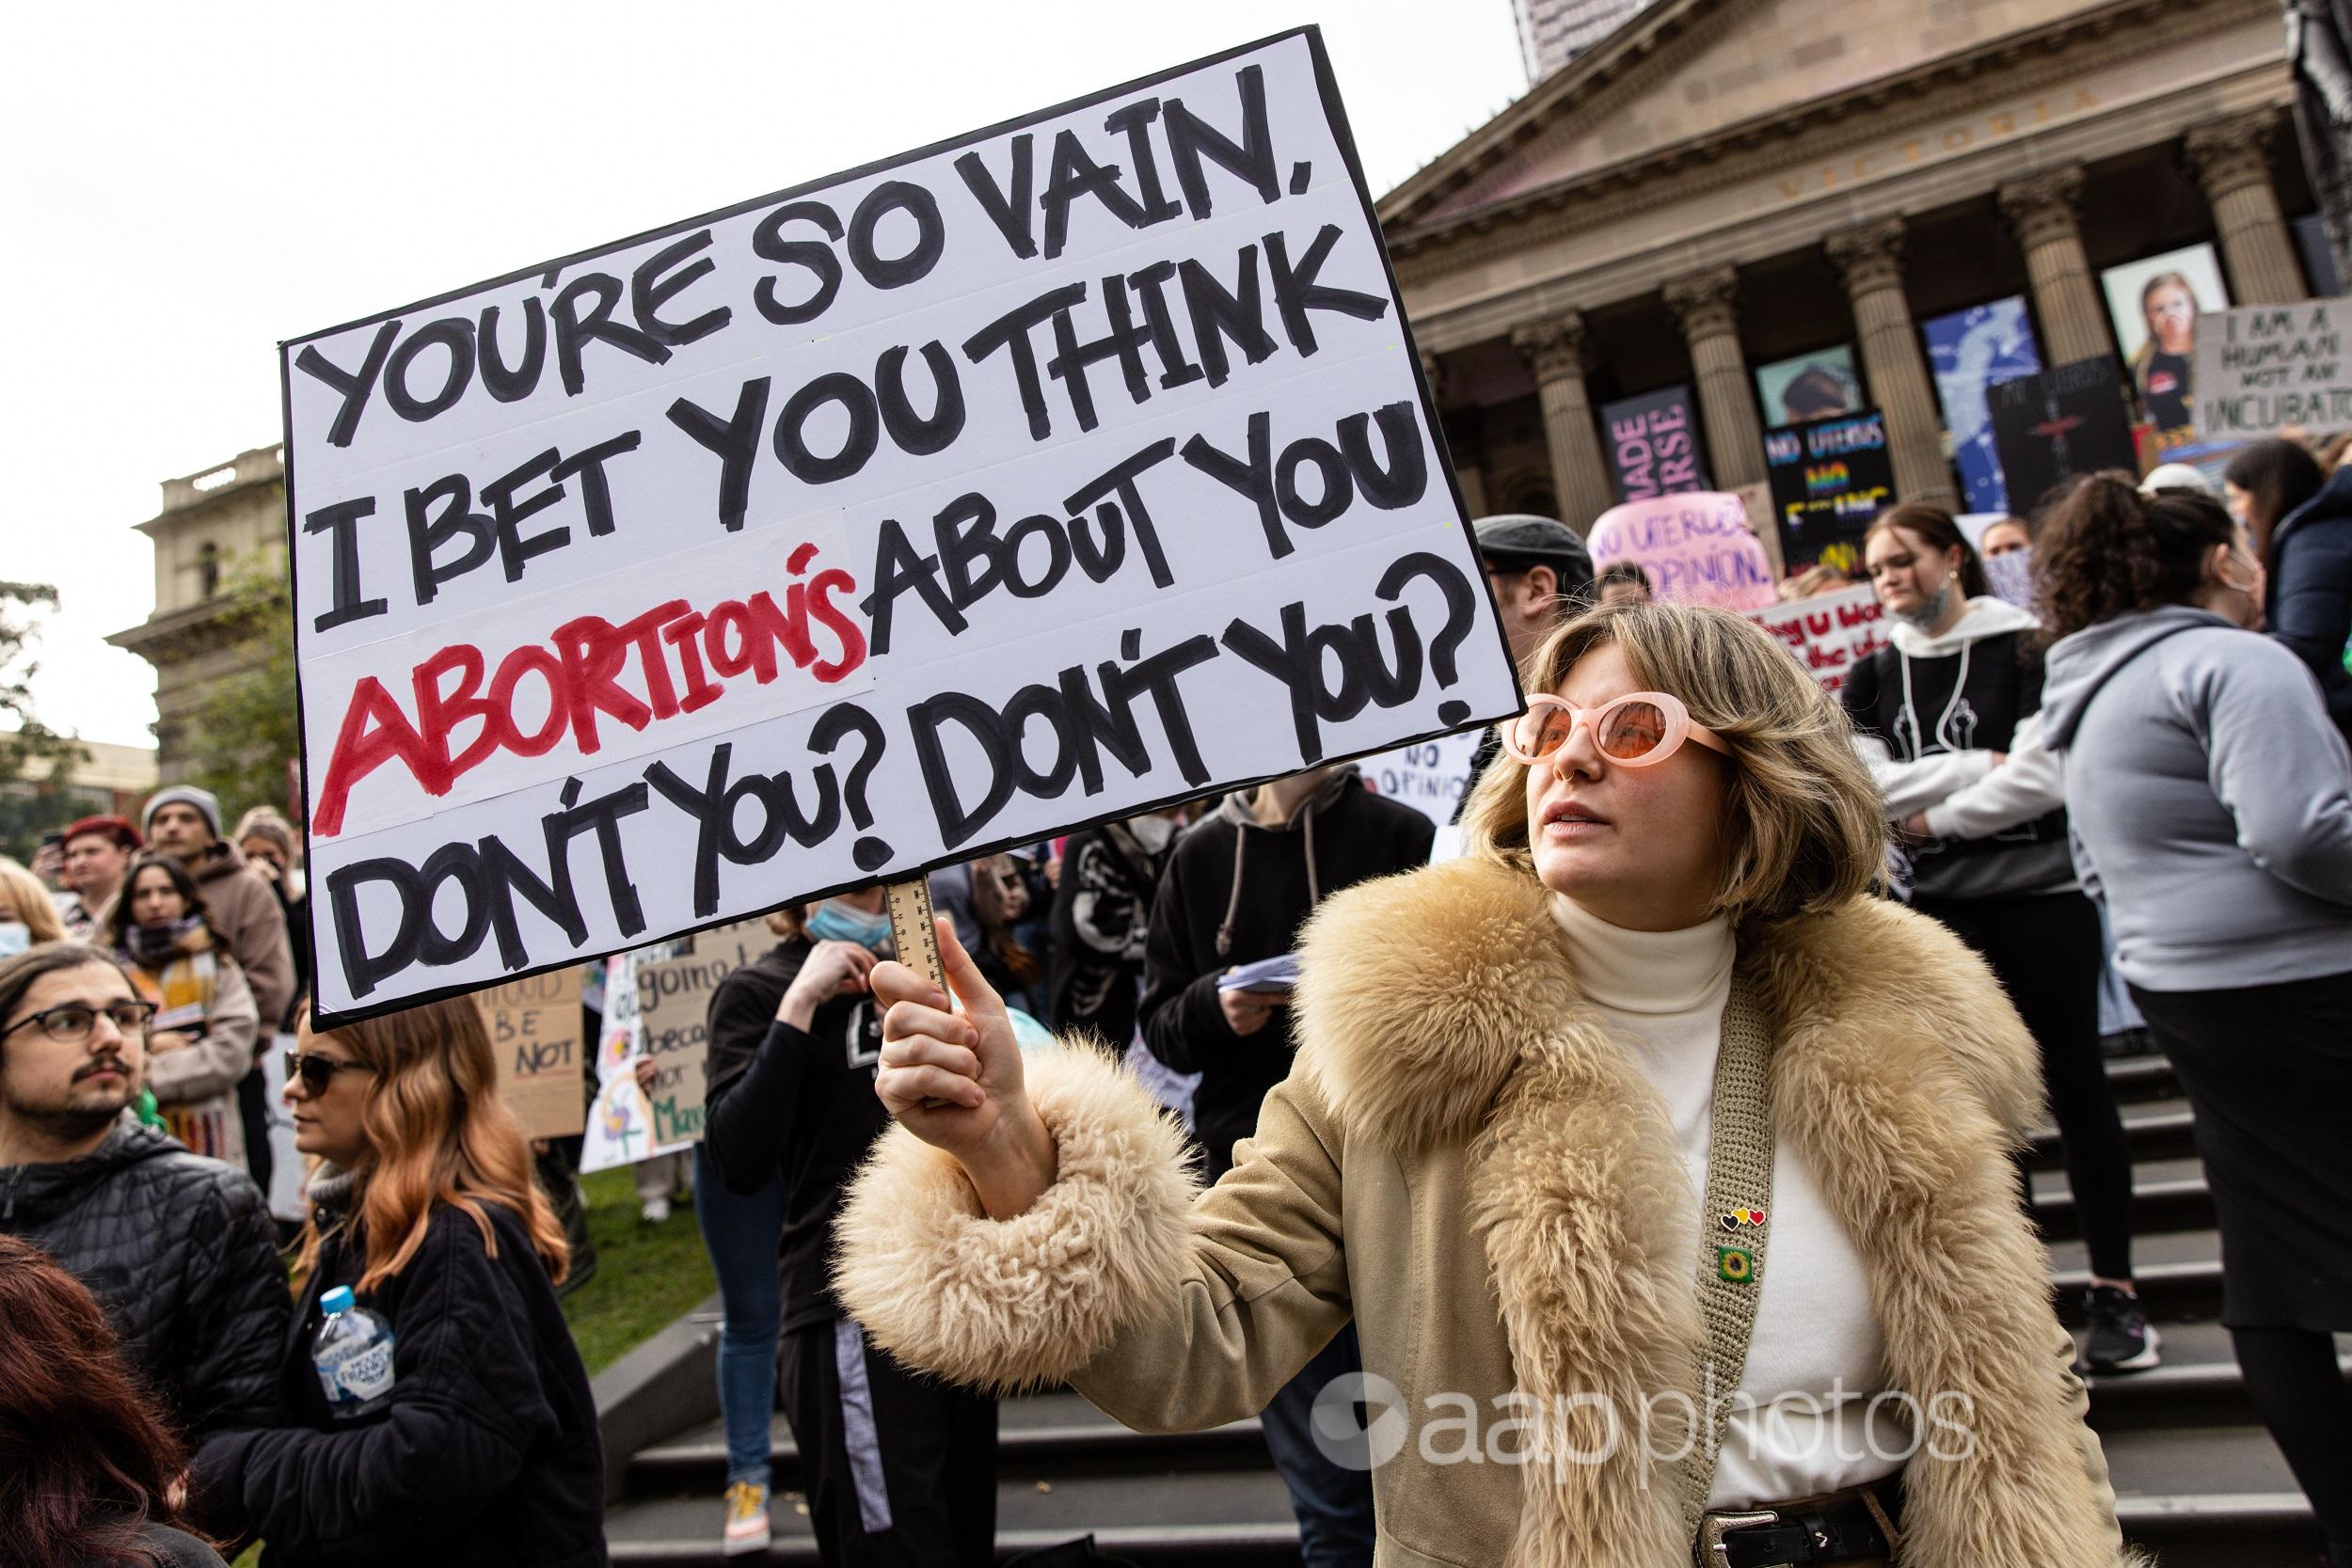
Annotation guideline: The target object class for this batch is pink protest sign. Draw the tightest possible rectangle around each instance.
[1584,492,1777,610]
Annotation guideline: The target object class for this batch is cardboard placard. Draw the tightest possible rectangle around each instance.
[1583,491,1776,610]
[2194,299,2352,438]
[284,29,1518,1025]
[1745,585,1888,695]
[631,917,775,1153]
[475,967,585,1140]
[1762,412,1895,575]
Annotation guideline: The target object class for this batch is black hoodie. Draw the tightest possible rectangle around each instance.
[0,1118,286,1443]
[1138,768,1433,1180]
[192,1193,605,1568]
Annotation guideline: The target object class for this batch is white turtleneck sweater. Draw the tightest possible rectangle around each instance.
[1551,895,1908,1509]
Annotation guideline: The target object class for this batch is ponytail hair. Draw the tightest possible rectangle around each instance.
[1864,502,1990,599]
[2033,472,2236,640]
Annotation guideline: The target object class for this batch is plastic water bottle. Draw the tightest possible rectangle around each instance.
[312,1286,396,1418]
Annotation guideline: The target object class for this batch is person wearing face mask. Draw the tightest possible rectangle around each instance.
[831,601,2139,1568]
[104,855,260,1178]
[698,888,997,1567]
[2227,436,2352,745]
[1977,516,2037,609]
[1843,502,2152,1374]
[1048,809,1182,1053]
[0,857,68,958]
[2034,474,2352,1568]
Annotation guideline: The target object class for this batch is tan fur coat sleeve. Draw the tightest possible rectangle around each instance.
[835,1043,1352,1422]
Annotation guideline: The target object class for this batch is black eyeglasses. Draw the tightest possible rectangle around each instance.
[2,1000,158,1045]
[283,1049,375,1095]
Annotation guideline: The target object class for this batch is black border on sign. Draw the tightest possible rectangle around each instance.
[286,24,1526,1028]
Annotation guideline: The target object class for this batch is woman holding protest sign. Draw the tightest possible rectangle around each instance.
[834,599,2136,1568]
[701,886,997,1568]
[191,996,602,1567]
[2034,474,2352,1565]
[107,854,261,1177]
[1841,504,2151,1375]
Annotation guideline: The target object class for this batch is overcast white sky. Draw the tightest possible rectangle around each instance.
[2,2,1525,752]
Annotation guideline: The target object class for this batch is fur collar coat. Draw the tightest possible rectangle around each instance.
[837,858,2139,1567]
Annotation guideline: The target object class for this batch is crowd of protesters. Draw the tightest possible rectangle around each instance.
[3,433,2349,1567]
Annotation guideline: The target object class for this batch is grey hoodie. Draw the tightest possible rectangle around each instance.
[2040,604,2352,990]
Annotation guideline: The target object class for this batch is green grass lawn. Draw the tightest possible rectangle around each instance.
[562,1164,717,1375]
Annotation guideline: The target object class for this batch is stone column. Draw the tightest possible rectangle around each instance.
[1663,267,1767,490]
[2186,112,2309,304]
[1509,313,1616,533]
[1999,167,2113,366]
[1825,218,1958,508]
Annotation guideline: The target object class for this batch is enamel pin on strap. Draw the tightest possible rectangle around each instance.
[1681,978,1778,1542]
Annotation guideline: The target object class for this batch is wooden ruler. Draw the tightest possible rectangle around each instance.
[883,876,947,992]
[883,876,956,1110]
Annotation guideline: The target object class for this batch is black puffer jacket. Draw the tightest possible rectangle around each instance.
[0,1118,285,1440]
[193,1195,605,1568]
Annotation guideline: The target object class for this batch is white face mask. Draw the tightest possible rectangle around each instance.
[0,921,28,958]
[1896,576,1957,630]
[1126,815,1177,853]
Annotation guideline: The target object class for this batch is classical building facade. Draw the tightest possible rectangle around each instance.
[1387,0,2321,546]
[108,446,286,782]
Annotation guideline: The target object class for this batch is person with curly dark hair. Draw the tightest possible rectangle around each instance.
[2035,472,2352,1567]
[0,1231,227,1568]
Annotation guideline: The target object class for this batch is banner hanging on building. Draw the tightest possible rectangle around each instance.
[1755,345,1863,428]
[1762,411,1894,575]
[2193,298,2352,438]
[2100,244,2231,455]
[1599,385,1709,502]
[282,29,1518,1023]
[1989,356,2139,515]
[1923,297,2042,515]
[1583,491,1776,610]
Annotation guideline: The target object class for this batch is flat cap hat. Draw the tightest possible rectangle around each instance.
[1471,514,1594,584]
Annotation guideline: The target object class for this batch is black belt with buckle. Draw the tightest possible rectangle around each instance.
[1695,1487,1896,1567]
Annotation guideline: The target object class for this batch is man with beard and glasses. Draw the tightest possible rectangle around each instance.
[0,942,286,1457]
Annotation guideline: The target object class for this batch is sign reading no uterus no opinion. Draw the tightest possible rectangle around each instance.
[283,28,1519,1024]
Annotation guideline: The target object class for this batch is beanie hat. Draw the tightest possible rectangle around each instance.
[63,815,142,853]
[143,784,223,840]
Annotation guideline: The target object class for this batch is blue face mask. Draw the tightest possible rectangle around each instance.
[806,900,893,951]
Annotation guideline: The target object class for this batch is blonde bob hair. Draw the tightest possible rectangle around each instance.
[1457,600,1885,927]
[294,996,568,1294]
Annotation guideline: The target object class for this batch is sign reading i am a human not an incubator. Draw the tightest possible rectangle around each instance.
[282,28,1517,1024]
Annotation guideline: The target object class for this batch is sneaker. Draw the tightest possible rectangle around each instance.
[640,1196,672,1226]
[723,1480,771,1556]
[2078,1285,2161,1373]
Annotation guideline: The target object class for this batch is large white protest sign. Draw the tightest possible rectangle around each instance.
[1746,586,1888,694]
[2194,299,2352,438]
[285,29,1517,1023]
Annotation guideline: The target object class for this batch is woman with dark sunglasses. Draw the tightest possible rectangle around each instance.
[828,600,2138,1567]
[192,997,603,1568]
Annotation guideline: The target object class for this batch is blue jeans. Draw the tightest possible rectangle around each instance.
[1257,1323,1377,1568]
[692,1143,786,1489]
